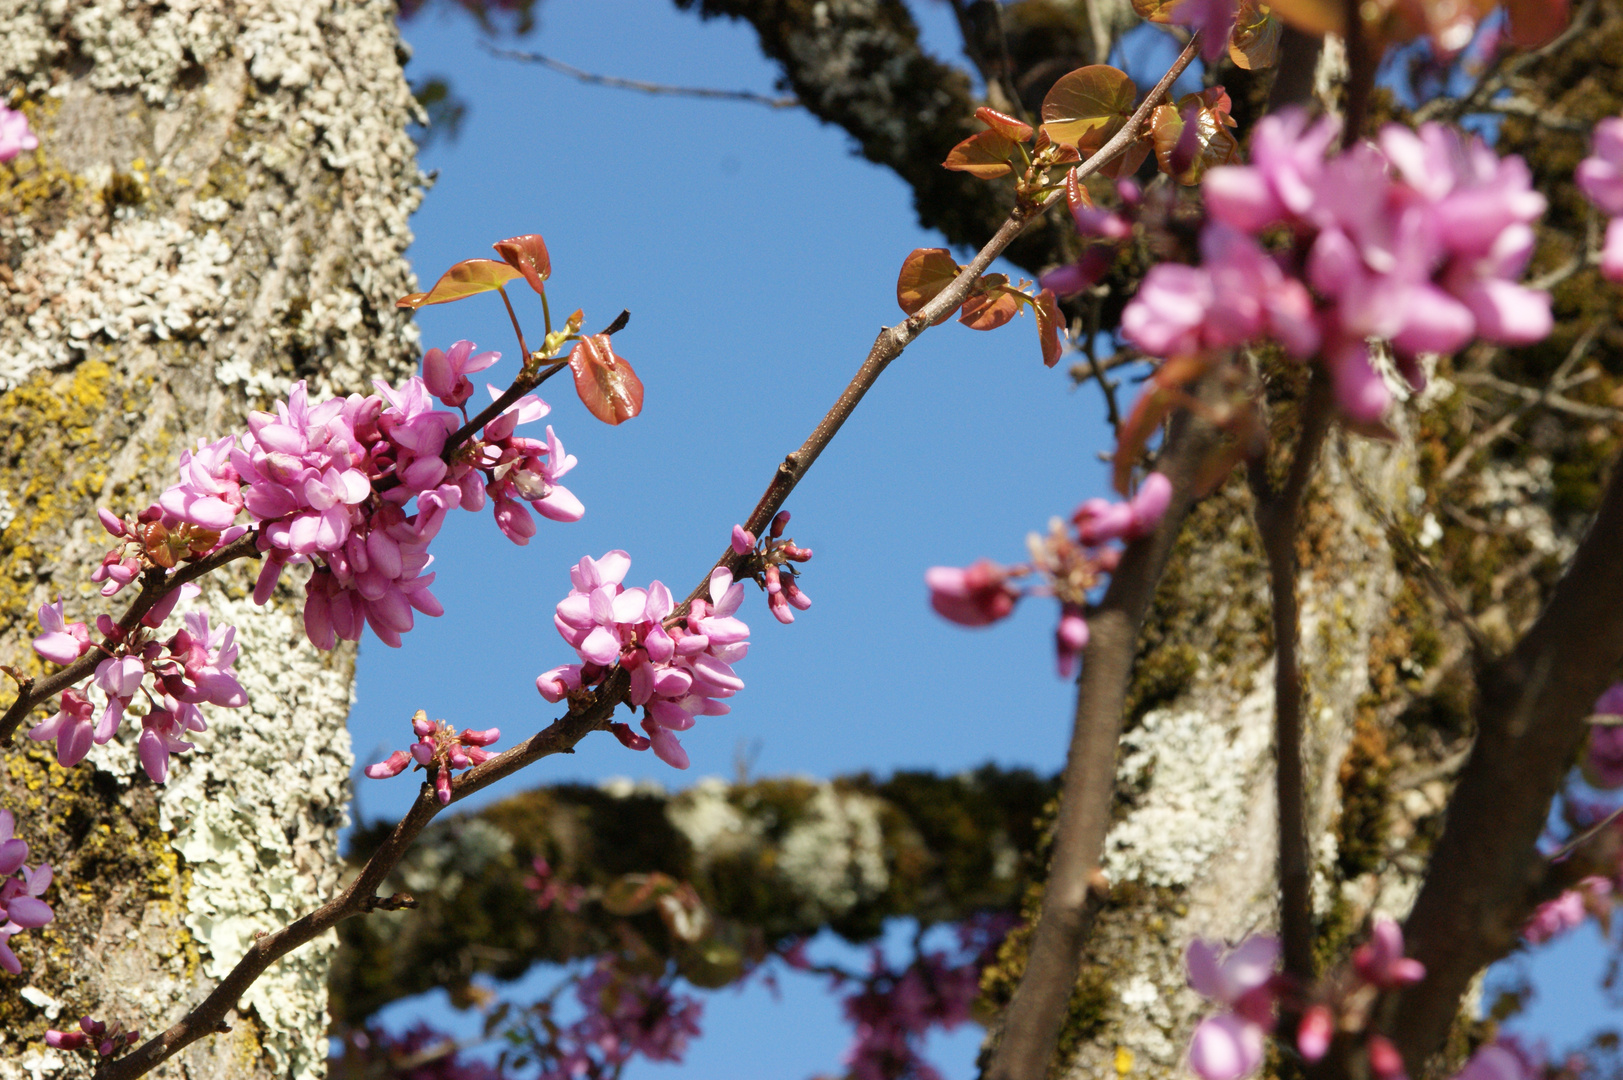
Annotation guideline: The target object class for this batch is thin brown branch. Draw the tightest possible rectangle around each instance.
[1385,450,1623,1071]
[982,381,1227,1080]
[483,44,799,109]
[95,670,628,1080]
[1247,373,1335,988]
[679,35,1203,614]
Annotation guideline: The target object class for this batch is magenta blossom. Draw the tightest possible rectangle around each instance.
[422,339,500,408]
[926,560,1019,627]
[363,711,500,804]
[31,598,91,666]
[1073,472,1173,545]
[0,106,38,163]
[1578,117,1623,281]
[1523,876,1611,944]
[46,1015,141,1058]
[1351,916,1426,988]
[1184,936,1280,1080]
[0,810,53,975]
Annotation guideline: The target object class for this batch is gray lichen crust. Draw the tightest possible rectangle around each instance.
[0,0,423,1076]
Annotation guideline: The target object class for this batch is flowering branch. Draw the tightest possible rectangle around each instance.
[94,671,626,1080]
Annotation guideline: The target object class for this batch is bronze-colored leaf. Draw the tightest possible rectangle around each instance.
[944,130,1018,179]
[1035,288,1064,368]
[1151,99,1241,186]
[959,275,1022,331]
[1229,2,1283,68]
[492,233,552,297]
[396,258,523,309]
[974,105,1034,142]
[1039,65,1137,151]
[1132,0,1182,23]
[568,334,645,425]
[1268,0,1345,35]
[896,248,964,325]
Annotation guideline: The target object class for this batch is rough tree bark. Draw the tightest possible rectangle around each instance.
[0,1,423,1077]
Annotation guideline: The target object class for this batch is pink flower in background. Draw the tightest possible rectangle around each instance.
[0,106,38,163]
[1579,117,1623,281]
[1184,936,1280,1080]
[1523,877,1611,944]
[1074,472,1172,545]
[1352,917,1426,988]
[926,560,1019,627]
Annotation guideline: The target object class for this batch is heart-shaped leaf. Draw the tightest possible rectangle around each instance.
[974,105,1035,142]
[1035,288,1063,368]
[896,248,963,325]
[1229,0,1283,68]
[1040,65,1136,151]
[1112,355,1212,493]
[568,334,645,425]
[959,275,1022,331]
[492,234,551,296]
[944,130,1019,178]
[396,258,523,310]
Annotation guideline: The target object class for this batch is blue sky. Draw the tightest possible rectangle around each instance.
[345,2,1613,1074]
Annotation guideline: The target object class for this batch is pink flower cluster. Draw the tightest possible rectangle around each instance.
[363,711,501,805]
[926,474,1169,675]
[29,597,246,783]
[730,510,814,624]
[0,810,53,975]
[45,1016,140,1058]
[0,105,38,163]
[1522,876,1613,944]
[1122,112,1553,424]
[536,959,703,1080]
[157,364,581,651]
[1585,683,1623,787]
[525,856,586,913]
[1577,117,1623,282]
[537,550,749,770]
[834,914,1010,1080]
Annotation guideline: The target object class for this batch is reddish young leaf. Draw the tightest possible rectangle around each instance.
[1229,0,1283,69]
[568,334,645,425]
[396,258,523,310]
[492,234,551,297]
[974,105,1035,142]
[1035,288,1064,368]
[944,130,1019,178]
[1066,167,1095,215]
[896,248,964,325]
[959,275,1022,331]
[1112,355,1212,493]
[1040,65,1136,151]
[1150,95,1240,186]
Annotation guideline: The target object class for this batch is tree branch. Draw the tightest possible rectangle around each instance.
[983,375,1226,1080]
[1247,373,1335,988]
[1385,450,1623,1071]
[94,671,628,1080]
[483,44,799,109]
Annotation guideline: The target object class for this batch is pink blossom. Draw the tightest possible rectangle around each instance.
[1577,118,1623,217]
[1170,0,1240,60]
[31,598,91,666]
[1523,877,1611,943]
[422,340,500,408]
[1368,1035,1409,1080]
[28,689,97,768]
[159,436,244,530]
[1189,1013,1267,1080]
[1352,916,1426,988]
[926,560,1019,626]
[1297,1004,1333,1063]
[1073,472,1173,545]
[363,713,500,803]
[0,106,38,163]
[1455,1043,1538,1080]
[0,810,53,975]
[1056,607,1089,677]
[45,1015,141,1058]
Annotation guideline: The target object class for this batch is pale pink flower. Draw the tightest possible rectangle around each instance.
[1352,916,1426,988]
[0,106,38,163]
[28,689,96,768]
[422,340,500,408]
[926,560,1019,627]
[31,599,91,666]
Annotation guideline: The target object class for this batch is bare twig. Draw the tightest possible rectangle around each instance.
[1247,373,1335,988]
[483,44,799,109]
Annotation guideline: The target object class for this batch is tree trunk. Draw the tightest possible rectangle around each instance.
[0,1,423,1076]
